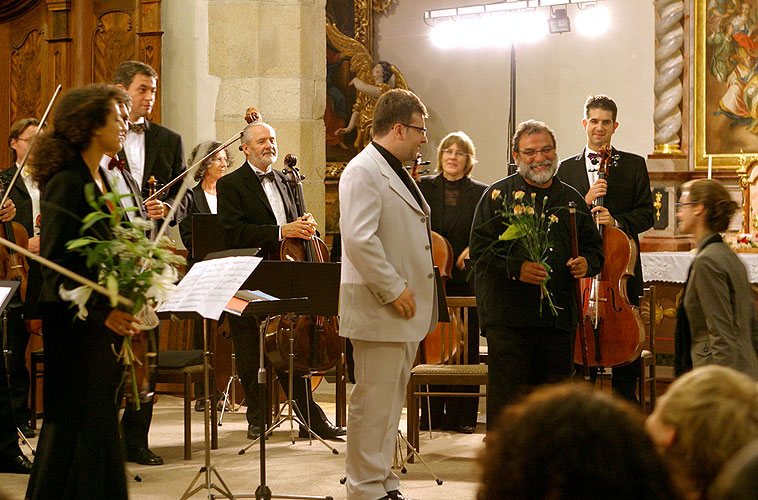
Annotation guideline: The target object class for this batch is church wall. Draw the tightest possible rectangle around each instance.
[374,1,656,185]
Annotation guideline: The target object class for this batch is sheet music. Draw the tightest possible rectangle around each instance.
[0,286,12,307]
[157,256,262,320]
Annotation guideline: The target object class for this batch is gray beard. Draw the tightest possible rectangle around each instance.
[518,157,557,186]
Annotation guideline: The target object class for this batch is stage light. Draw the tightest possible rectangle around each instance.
[548,7,571,34]
[575,4,610,36]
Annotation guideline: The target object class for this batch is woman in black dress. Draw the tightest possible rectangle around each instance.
[26,84,141,500]
[418,130,487,434]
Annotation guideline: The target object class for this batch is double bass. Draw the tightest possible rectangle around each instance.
[263,154,341,374]
[574,145,644,368]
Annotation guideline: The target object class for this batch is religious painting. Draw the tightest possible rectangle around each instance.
[695,0,758,170]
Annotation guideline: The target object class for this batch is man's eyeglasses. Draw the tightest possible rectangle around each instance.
[517,146,555,158]
[675,202,698,208]
[441,148,469,158]
[401,123,427,136]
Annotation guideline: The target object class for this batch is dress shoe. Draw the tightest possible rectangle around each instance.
[0,454,32,474]
[455,424,476,434]
[194,397,227,413]
[18,422,36,438]
[386,490,416,500]
[299,421,346,439]
[127,447,164,466]
[247,424,261,439]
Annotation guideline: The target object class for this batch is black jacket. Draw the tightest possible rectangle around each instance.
[216,162,298,255]
[470,174,603,332]
[557,148,654,305]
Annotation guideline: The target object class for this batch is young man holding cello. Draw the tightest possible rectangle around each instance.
[217,120,345,441]
[557,94,655,403]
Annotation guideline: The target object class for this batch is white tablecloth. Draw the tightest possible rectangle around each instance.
[641,251,758,283]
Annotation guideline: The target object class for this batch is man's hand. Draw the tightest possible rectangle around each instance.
[144,199,166,220]
[585,178,607,206]
[27,236,40,254]
[566,256,588,278]
[591,206,616,227]
[0,199,16,223]
[391,286,416,319]
[519,261,548,285]
[456,246,470,271]
[281,214,317,240]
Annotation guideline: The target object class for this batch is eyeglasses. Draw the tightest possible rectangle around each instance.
[675,202,698,208]
[441,148,469,158]
[15,138,32,143]
[517,146,555,158]
[401,123,427,136]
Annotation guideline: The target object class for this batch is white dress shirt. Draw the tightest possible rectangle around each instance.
[18,164,40,236]
[251,163,287,226]
[204,191,218,214]
[584,147,601,187]
[124,117,147,187]
[99,155,138,222]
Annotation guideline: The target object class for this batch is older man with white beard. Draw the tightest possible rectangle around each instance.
[469,120,603,431]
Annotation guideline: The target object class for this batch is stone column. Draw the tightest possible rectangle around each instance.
[653,0,684,154]
[208,0,327,224]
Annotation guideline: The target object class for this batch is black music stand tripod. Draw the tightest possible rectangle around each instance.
[225,260,340,500]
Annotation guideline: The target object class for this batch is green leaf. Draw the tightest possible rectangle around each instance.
[499,224,526,241]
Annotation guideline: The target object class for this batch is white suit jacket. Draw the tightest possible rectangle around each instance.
[339,143,437,342]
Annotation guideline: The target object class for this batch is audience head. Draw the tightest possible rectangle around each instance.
[9,117,40,166]
[678,179,738,235]
[709,440,758,500]
[646,365,758,498]
[371,89,428,162]
[31,84,129,189]
[512,120,558,187]
[479,383,681,500]
[189,141,233,182]
[437,131,477,181]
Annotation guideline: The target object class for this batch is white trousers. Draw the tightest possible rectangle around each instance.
[345,339,419,500]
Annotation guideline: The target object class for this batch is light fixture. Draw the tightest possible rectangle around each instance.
[548,7,571,34]
[575,3,610,37]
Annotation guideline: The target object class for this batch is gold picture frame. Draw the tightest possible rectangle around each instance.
[694,0,758,171]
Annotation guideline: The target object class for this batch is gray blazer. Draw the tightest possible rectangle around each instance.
[338,143,437,342]
[684,236,758,378]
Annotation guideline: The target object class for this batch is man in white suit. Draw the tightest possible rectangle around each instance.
[339,89,437,500]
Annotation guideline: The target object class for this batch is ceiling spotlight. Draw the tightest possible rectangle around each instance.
[548,7,571,34]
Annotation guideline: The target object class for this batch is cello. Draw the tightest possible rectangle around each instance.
[574,145,644,368]
[408,154,458,364]
[0,178,30,301]
[263,154,341,374]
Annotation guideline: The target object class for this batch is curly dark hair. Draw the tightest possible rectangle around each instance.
[188,140,234,182]
[584,94,618,122]
[478,383,682,500]
[682,179,738,233]
[30,84,129,190]
[376,60,393,84]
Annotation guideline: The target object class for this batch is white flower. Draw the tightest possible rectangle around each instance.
[59,285,93,320]
[145,264,179,305]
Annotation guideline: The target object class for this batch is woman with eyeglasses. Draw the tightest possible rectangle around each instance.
[418,130,487,434]
[673,179,758,379]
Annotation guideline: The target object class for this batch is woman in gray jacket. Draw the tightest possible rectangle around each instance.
[674,179,758,378]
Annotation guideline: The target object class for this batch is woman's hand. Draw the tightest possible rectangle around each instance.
[105,310,141,337]
[456,247,471,270]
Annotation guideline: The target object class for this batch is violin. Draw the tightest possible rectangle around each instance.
[574,145,645,368]
[264,154,341,374]
[0,179,30,301]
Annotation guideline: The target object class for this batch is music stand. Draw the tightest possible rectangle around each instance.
[229,261,339,500]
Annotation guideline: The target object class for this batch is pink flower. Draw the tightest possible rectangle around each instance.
[491,189,501,200]
[514,205,524,216]
[514,190,525,200]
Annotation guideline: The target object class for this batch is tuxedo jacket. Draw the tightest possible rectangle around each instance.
[418,173,487,294]
[216,161,298,255]
[557,148,654,305]
[120,120,192,223]
[179,183,212,253]
[339,143,437,343]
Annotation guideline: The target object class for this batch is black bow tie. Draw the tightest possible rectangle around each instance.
[257,170,276,182]
[129,122,146,134]
[108,155,125,171]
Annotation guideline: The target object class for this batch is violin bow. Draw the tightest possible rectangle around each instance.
[0,84,62,210]
[568,201,591,381]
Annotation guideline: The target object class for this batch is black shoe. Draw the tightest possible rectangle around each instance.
[0,454,32,474]
[195,397,226,413]
[247,424,261,439]
[455,424,476,434]
[18,422,36,438]
[299,421,346,439]
[127,447,164,466]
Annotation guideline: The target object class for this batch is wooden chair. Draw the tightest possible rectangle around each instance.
[406,296,486,459]
[638,286,657,415]
[155,318,218,460]
[29,349,44,429]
